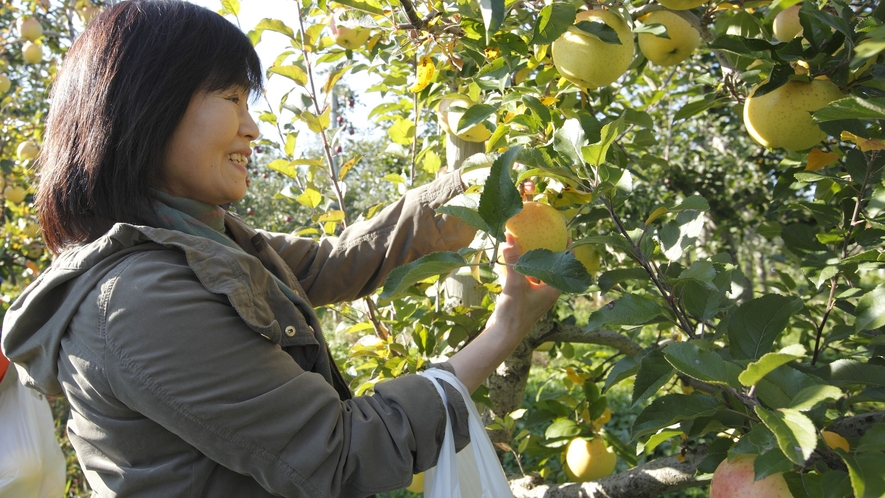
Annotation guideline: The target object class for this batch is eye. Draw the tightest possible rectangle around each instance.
[227,95,241,104]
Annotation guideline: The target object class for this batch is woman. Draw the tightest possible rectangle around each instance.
[1,1,560,496]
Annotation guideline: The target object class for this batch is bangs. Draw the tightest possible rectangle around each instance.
[198,17,264,98]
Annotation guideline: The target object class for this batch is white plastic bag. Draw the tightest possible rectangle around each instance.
[419,368,514,498]
[0,377,67,498]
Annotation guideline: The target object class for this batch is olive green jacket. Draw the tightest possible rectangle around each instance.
[2,172,475,498]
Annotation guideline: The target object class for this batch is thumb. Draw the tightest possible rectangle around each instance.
[500,232,523,266]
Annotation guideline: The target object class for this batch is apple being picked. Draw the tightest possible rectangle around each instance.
[638,10,701,67]
[552,9,634,89]
[710,455,792,498]
[504,202,568,253]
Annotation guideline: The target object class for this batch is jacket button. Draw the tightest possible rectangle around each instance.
[285,325,296,337]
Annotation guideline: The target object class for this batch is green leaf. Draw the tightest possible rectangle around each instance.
[573,20,621,45]
[674,94,730,121]
[856,423,885,453]
[632,349,674,407]
[453,103,497,135]
[267,159,297,179]
[631,393,721,440]
[840,451,885,498]
[728,294,804,360]
[478,147,523,241]
[379,252,466,301]
[587,294,663,332]
[435,205,488,233]
[738,344,806,387]
[820,359,885,388]
[479,0,505,43]
[545,417,581,440]
[597,268,650,294]
[255,18,295,39]
[659,209,705,261]
[554,118,587,167]
[604,353,642,391]
[387,117,415,146]
[513,249,592,294]
[789,384,843,411]
[664,342,742,387]
[856,284,885,332]
[327,0,386,15]
[755,406,818,465]
[639,429,684,455]
[583,115,625,167]
[295,188,322,209]
[531,3,576,45]
[814,96,885,122]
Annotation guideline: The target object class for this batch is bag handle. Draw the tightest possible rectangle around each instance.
[419,368,514,498]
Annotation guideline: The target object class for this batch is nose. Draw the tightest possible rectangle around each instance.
[241,108,259,140]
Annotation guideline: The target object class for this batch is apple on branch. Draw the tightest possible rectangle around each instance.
[552,9,634,89]
[710,455,792,498]
[638,9,702,67]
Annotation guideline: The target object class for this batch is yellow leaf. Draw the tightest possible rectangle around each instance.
[565,367,585,386]
[407,56,435,93]
[540,97,558,106]
[645,206,670,226]
[484,46,500,60]
[296,188,322,208]
[338,155,362,181]
[318,210,346,223]
[806,148,839,171]
[841,131,885,152]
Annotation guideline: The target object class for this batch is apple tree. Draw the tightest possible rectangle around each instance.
[232,0,885,496]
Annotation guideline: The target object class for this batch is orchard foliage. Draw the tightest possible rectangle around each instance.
[2,0,885,496]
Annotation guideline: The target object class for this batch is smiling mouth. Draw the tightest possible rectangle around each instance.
[228,153,248,166]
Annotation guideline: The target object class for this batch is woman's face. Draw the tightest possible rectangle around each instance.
[161,87,259,206]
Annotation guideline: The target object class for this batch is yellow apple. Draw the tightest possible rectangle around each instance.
[563,437,617,482]
[16,17,43,41]
[4,186,27,204]
[405,472,424,493]
[329,12,371,50]
[17,140,40,160]
[574,244,602,274]
[78,5,101,23]
[773,4,803,43]
[638,10,701,67]
[743,78,842,151]
[20,221,41,238]
[552,9,634,89]
[505,201,568,253]
[0,74,10,94]
[535,341,555,352]
[437,97,495,142]
[658,0,708,10]
[821,431,850,452]
[22,42,43,64]
[710,455,792,498]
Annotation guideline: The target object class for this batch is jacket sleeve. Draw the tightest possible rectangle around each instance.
[98,250,452,497]
[260,171,476,306]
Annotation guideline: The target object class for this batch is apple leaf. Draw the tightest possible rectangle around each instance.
[583,115,625,167]
[454,103,497,134]
[531,3,576,45]
[784,470,853,498]
[573,20,621,45]
[635,22,669,38]
[856,422,885,453]
[727,294,804,360]
[855,284,885,332]
[839,451,885,498]
[478,147,523,241]
[659,209,705,261]
[254,18,295,39]
[554,118,587,167]
[638,429,683,455]
[268,65,308,86]
[220,0,240,16]
[631,393,721,441]
[663,342,742,388]
[437,193,489,233]
[817,359,885,388]
[814,96,885,123]
[379,251,466,301]
[325,0,386,15]
[604,353,643,391]
[738,344,806,387]
[674,94,731,121]
[479,0,505,44]
[632,349,674,407]
[597,268,649,294]
[587,294,664,333]
[788,384,843,411]
[755,406,817,465]
[512,249,592,294]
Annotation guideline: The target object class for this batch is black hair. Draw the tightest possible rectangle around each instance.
[37,0,263,253]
